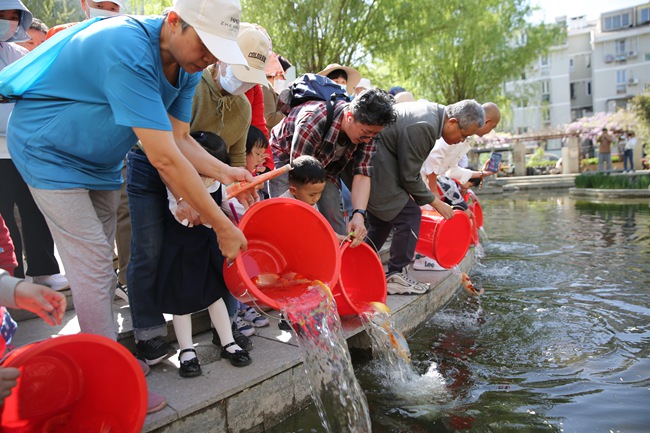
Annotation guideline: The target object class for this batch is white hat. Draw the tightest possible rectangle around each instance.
[172,0,247,66]
[317,63,360,95]
[105,0,124,7]
[394,91,415,104]
[230,23,270,85]
[356,78,372,90]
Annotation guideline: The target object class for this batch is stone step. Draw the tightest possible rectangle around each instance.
[7,245,473,433]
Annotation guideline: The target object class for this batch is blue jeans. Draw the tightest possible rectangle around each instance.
[623,149,634,171]
[126,149,168,341]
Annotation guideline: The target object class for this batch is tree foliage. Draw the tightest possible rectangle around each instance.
[241,0,559,107]
[21,0,84,28]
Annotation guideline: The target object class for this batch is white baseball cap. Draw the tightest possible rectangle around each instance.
[172,0,247,66]
[230,23,271,85]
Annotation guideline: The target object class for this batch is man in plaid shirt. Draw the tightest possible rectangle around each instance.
[269,88,395,247]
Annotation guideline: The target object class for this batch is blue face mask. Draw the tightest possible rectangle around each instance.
[0,19,19,42]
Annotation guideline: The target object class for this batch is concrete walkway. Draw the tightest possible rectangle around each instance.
[8,249,474,433]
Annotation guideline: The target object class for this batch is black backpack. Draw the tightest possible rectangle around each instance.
[277,73,351,136]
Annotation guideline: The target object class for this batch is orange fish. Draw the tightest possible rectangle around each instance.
[461,273,484,296]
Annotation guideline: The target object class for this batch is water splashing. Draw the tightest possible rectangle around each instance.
[282,282,371,433]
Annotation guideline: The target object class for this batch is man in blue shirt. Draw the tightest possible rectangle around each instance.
[7,0,254,411]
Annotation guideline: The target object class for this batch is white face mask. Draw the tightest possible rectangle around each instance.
[87,6,120,19]
[218,63,255,95]
[273,79,286,95]
[0,19,19,42]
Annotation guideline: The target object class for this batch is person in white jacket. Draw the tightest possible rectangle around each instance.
[422,102,501,195]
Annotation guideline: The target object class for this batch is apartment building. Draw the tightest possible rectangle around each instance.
[504,2,650,149]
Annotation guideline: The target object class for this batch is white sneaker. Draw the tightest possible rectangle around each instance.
[32,273,70,291]
[413,255,447,271]
[386,268,429,295]
[234,316,256,337]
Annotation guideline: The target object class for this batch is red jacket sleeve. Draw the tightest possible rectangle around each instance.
[245,85,275,170]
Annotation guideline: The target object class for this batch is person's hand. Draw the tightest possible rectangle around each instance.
[346,213,367,248]
[480,161,496,177]
[14,281,67,326]
[432,199,454,220]
[225,166,258,209]
[0,367,20,404]
[175,199,202,226]
[214,224,248,261]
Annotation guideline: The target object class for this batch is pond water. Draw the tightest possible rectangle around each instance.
[270,191,650,433]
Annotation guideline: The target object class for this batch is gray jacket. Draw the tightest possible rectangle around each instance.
[368,101,445,221]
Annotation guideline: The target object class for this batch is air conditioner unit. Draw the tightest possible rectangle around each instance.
[627,50,637,58]
[615,54,627,62]
[604,54,614,63]
[628,78,639,86]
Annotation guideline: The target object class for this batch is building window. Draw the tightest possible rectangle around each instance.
[569,57,575,71]
[603,13,631,31]
[540,53,549,67]
[639,7,650,24]
[615,40,626,56]
[616,70,627,94]
[586,81,592,95]
[570,82,576,99]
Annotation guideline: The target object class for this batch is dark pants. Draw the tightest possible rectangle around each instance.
[623,149,634,171]
[366,198,422,274]
[0,159,60,278]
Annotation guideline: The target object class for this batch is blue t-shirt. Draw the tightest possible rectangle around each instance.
[7,16,202,190]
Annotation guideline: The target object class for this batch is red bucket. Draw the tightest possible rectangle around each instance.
[470,201,484,229]
[223,198,341,311]
[469,214,480,245]
[332,242,387,317]
[415,209,471,269]
[0,334,147,433]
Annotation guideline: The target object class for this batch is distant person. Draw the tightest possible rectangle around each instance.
[388,86,406,96]
[317,63,361,96]
[394,91,415,104]
[353,78,372,98]
[597,127,614,172]
[623,131,637,172]
[581,134,594,160]
[46,0,124,38]
[16,17,47,51]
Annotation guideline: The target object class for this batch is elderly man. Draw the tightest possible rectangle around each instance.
[367,99,485,294]
[422,102,501,193]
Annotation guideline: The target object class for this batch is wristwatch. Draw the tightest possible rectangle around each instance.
[352,209,367,221]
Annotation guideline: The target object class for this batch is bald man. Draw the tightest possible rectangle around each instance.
[422,102,501,195]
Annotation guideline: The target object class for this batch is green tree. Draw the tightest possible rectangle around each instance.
[377,0,562,105]
[240,0,387,74]
[21,0,84,28]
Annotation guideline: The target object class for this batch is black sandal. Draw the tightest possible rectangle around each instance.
[178,348,202,378]
[221,342,252,367]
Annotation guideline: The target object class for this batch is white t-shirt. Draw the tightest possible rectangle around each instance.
[421,137,473,183]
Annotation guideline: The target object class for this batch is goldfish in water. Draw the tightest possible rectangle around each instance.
[461,273,484,296]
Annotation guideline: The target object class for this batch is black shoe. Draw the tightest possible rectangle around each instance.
[178,348,202,378]
[212,326,253,351]
[221,342,252,367]
[136,337,172,365]
[278,314,292,331]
